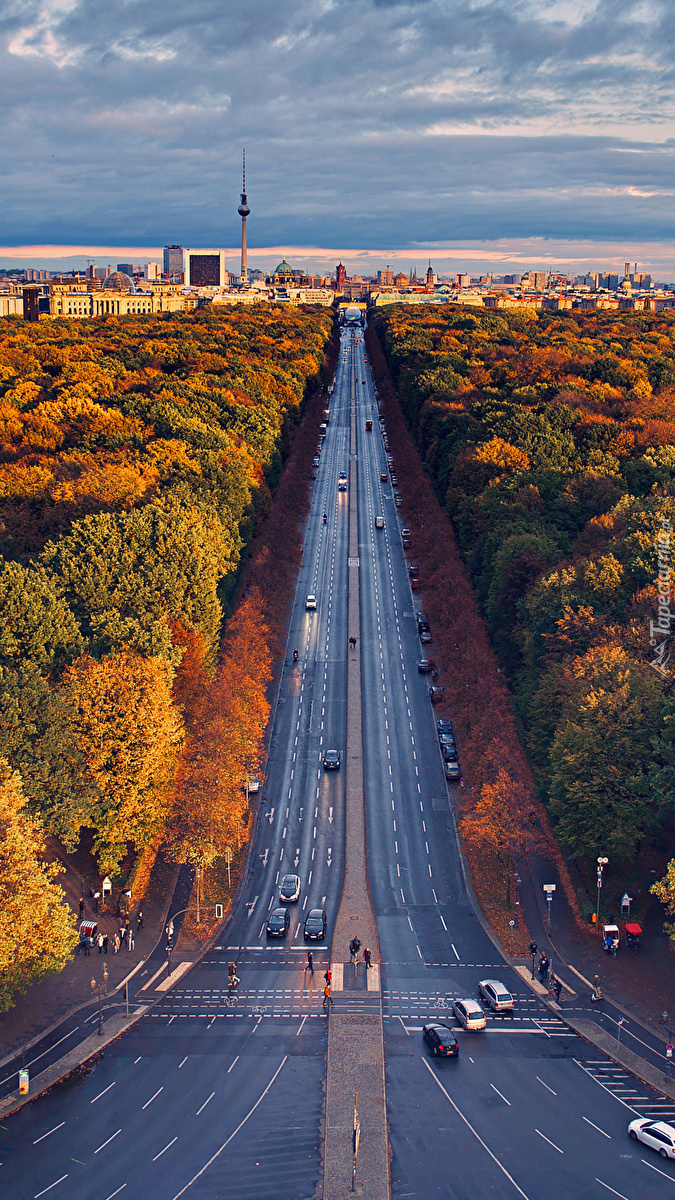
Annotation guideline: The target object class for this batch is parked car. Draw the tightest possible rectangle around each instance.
[323,749,340,769]
[267,908,290,938]
[418,659,434,674]
[429,685,445,704]
[445,760,461,782]
[478,980,515,1013]
[402,528,411,539]
[415,610,428,627]
[409,564,420,579]
[304,909,327,940]
[437,719,453,734]
[420,629,432,644]
[390,474,398,485]
[245,776,260,795]
[395,495,403,507]
[441,743,458,762]
[628,1119,675,1159]
[375,516,384,529]
[402,536,412,549]
[279,874,301,903]
[423,1023,459,1057]
[452,999,487,1031]
[306,594,317,610]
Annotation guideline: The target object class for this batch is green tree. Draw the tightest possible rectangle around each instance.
[0,758,78,1012]
[651,859,675,941]
[0,559,82,672]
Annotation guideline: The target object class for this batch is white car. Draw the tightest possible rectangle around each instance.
[305,595,317,610]
[279,874,301,903]
[628,1118,675,1159]
[246,777,260,795]
[478,980,514,1013]
[375,517,384,529]
[452,999,487,1031]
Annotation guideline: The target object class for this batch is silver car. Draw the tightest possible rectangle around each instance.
[478,980,515,1013]
[452,999,487,1031]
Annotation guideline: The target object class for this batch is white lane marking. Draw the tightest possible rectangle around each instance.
[422,1059,529,1198]
[642,1159,675,1180]
[536,1076,557,1096]
[583,1116,611,1138]
[104,1188,127,1200]
[33,1122,66,1144]
[399,1016,410,1036]
[141,1087,163,1110]
[451,944,460,961]
[595,1181,630,1200]
[491,1084,511,1106]
[439,915,448,932]
[94,1129,122,1154]
[153,1137,178,1162]
[34,1176,69,1198]
[178,1057,188,1069]
[91,1082,115,1103]
[574,1060,640,1114]
[296,1015,307,1036]
[196,1092,215,1116]
[535,1129,562,1154]
[227,1056,239,1073]
[171,1056,288,1197]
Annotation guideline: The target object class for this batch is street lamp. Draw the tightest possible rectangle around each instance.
[90,976,105,1036]
[514,874,521,930]
[596,857,609,924]
[661,1012,673,1084]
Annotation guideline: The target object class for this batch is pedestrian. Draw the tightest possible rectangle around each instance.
[97,932,104,954]
[113,933,120,954]
[539,954,549,982]
[79,897,85,918]
[118,921,125,943]
[323,983,331,1008]
[83,936,92,956]
[349,936,361,963]
[324,968,332,986]
[136,911,144,930]
[128,928,135,951]
[364,947,372,969]
[94,891,100,914]
[306,950,314,975]
[228,962,239,988]
[102,933,108,954]
[89,886,95,900]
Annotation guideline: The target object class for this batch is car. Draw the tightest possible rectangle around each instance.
[395,496,403,507]
[422,1023,459,1057]
[410,576,419,587]
[267,908,290,938]
[390,474,398,485]
[339,471,347,480]
[279,874,301,903]
[478,980,515,1013]
[380,473,388,482]
[429,685,445,704]
[375,516,384,529]
[417,659,434,674]
[304,908,327,940]
[409,564,419,578]
[305,594,317,610]
[313,456,321,467]
[323,749,340,769]
[437,719,453,734]
[402,536,412,549]
[420,629,432,644]
[438,732,455,745]
[246,776,260,795]
[445,760,461,782]
[441,743,458,762]
[338,479,347,492]
[452,999,487,1031]
[366,420,373,430]
[415,610,427,626]
[402,528,411,538]
[628,1118,675,1159]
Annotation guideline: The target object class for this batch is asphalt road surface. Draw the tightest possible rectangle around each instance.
[1,327,674,1200]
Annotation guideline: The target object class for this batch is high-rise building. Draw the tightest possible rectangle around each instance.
[163,246,184,278]
[184,249,226,288]
[116,263,133,276]
[23,287,40,322]
[238,150,250,284]
[426,261,435,288]
[336,263,347,289]
[145,262,161,280]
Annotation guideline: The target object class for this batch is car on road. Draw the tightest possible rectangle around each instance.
[628,1118,675,1159]
[417,659,434,674]
[420,629,432,644]
[422,1023,459,1057]
[279,874,301,903]
[478,980,515,1013]
[452,999,487,1031]
[338,477,347,492]
[267,908,290,938]
[375,516,384,529]
[437,719,453,734]
[445,760,461,782]
[380,473,388,482]
[304,908,327,940]
[429,685,445,704]
[306,594,317,610]
[323,749,340,769]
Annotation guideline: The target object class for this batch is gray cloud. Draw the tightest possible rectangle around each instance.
[1,0,675,247]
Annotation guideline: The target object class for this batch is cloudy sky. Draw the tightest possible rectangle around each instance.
[2,0,675,271]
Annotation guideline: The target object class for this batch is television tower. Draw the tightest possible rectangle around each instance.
[238,149,250,284]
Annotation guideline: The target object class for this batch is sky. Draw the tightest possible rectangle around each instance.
[2,0,675,272]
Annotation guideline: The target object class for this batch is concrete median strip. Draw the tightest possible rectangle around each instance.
[323,342,391,1200]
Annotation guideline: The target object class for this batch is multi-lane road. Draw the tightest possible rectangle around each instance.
[1,326,675,1199]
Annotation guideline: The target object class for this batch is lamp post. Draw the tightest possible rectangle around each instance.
[596,857,608,924]
[661,1012,673,1084]
[514,874,521,930]
[90,977,105,1036]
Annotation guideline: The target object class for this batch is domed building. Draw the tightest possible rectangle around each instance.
[101,271,136,294]
[270,258,295,285]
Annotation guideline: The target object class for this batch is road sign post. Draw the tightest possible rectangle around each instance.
[543,884,556,929]
[18,1069,29,1095]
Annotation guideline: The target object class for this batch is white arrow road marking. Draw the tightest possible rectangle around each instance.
[267,808,275,824]
[245,895,258,916]
[328,807,333,824]
[327,849,332,866]
[260,849,269,867]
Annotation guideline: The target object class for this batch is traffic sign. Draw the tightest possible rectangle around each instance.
[19,1069,29,1095]
[543,884,556,893]
[667,1045,673,1058]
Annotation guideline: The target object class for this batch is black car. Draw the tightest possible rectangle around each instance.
[304,909,327,940]
[417,659,434,674]
[441,743,458,762]
[323,749,340,770]
[422,1023,459,1057]
[267,908,290,938]
[416,611,428,628]
[437,719,453,734]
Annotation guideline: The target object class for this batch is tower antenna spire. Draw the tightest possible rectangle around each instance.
[238,148,250,284]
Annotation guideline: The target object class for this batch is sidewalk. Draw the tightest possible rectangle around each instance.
[0,842,178,1064]
[519,847,675,1043]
